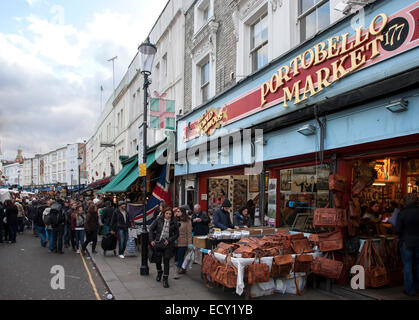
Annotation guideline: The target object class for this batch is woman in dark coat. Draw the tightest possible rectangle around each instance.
[149,207,179,288]
[82,204,99,255]
[4,200,18,243]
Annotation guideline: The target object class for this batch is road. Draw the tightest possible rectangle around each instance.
[0,229,110,300]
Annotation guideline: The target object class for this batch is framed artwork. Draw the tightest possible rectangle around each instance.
[291,213,310,232]
[249,175,259,193]
[207,179,229,211]
[233,179,248,213]
[280,170,292,191]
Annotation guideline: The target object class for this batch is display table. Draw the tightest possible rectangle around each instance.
[209,250,323,296]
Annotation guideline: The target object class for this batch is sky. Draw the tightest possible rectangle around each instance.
[0,0,168,161]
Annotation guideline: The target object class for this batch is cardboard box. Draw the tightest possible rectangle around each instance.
[193,236,210,249]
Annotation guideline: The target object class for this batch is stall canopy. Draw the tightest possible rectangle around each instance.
[98,143,167,194]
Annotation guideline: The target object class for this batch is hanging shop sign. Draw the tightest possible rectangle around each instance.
[183,3,419,142]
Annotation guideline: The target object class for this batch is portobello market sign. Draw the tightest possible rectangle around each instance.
[183,2,419,142]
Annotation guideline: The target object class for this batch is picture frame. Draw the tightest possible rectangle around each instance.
[291,213,310,232]
[249,175,259,193]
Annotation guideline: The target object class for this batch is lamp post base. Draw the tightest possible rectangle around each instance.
[140,227,149,276]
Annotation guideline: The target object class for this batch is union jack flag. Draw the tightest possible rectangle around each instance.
[130,164,172,224]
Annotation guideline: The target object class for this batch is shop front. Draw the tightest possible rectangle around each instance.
[174,0,419,298]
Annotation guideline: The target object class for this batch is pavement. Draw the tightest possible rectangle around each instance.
[0,229,109,300]
[86,237,412,301]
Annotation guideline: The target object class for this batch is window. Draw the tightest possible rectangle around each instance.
[299,0,330,42]
[251,13,268,72]
[203,6,210,22]
[162,54,167,78]
[201,60,210,103]
[194,0,214,33]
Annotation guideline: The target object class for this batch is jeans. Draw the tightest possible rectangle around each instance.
[118,229,128,255]
[52,226,64,252]
[63,225,71,246]
[176,246,188,269]
[8,225,17,243]
[400,241,419,295]
[46,228,54,251]
[75,230,85,250]
[17,217,24,233]
[35,226,47,247]
[104,225,111,235]
[82,231,98,252]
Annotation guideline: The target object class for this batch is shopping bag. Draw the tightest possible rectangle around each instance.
[182,247,195,270]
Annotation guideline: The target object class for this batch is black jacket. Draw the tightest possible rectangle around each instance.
[233,212,253,228]
[5,206,18,225]
[191,211,210,236]
[34,205,47,227]
[111,209,131,231]
[149,216,179,259]
[101,206,114,226]
[213,208,234,230]
[395,203,419,248]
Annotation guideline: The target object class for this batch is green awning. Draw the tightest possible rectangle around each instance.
[98,146,167,194]
[97,158,137,194]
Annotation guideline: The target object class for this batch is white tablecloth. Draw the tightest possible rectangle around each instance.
[212,250,323,296]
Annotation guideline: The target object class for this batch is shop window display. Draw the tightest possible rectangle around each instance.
[279,165,330,230]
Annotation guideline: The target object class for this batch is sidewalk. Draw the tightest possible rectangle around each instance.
[86,241,375,300]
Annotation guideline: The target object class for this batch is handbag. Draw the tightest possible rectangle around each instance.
[356,240,389,288]
[313,208,348,228]
[312,252,344,280]
[329,174,346,192]
[308,234,319,247]
[213,255,238,289]
[317,231,344,252]
[247,254,270,284]
[294,254,314,273]
[202,250,221,280]
[271,254,293,278]
[233,245,255,258]
[291,238,313,254]
[148,246,159,263]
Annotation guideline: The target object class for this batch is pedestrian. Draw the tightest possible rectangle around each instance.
[149,207,179,288]
[153,200,168,220]
[62,199,71,248]
[16,201,25,234]
[34,200,47,247]
[233,206,253,228]
[28,200,39,237]
[4,200,18,243]
[110,201,132,259]
[82,204,99,255]
[72,205,86,254]
[173,206,192,279]
[100,201,114,235]
[42,200,55,252]
[66,202,77,251]
[191,204,210,236]
[213,199,239,231]
[395,193,419,297]
[51,200,66,254]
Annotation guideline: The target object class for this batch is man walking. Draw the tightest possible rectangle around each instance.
[51,200,66,254]
[101,201,114,235]
[111,201,132,259]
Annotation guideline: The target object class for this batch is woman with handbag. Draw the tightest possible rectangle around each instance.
[149,207,179,288]
[174,206,192,279]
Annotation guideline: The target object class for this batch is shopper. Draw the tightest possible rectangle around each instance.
[16,201,25,234]
[4,200,18,243]
[34,200,47,247]
[67,202,77,251]
[0,201,4,243]
[153,200,168,220]
[51,200,66,254]
[191,204,210,236]
[149,207,179,288]
[43,200,55,252]
[234,206,253,228]
[72,205,86,254]
[82,204,99,255]
[174,206,192,279]
[111,201,132,259]
[395,193,419,297]
[213,199,239,231]
[100,201,114,235]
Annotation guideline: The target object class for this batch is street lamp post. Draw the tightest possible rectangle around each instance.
[138,36,157,276]
[78,155,82,191]
[70,169,74,195]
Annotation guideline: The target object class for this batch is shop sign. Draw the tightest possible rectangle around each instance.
[183,2,419,142]
[197,107,227,136]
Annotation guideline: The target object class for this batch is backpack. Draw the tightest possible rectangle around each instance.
[43,210,52,226]
[50,208,61,227]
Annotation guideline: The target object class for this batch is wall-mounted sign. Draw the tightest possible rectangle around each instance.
[182,3,419,142]
[197,106,227,136]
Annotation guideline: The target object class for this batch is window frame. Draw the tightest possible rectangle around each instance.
[250,12,269,72]
[298,0,330,41]
[200,59,210,104]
